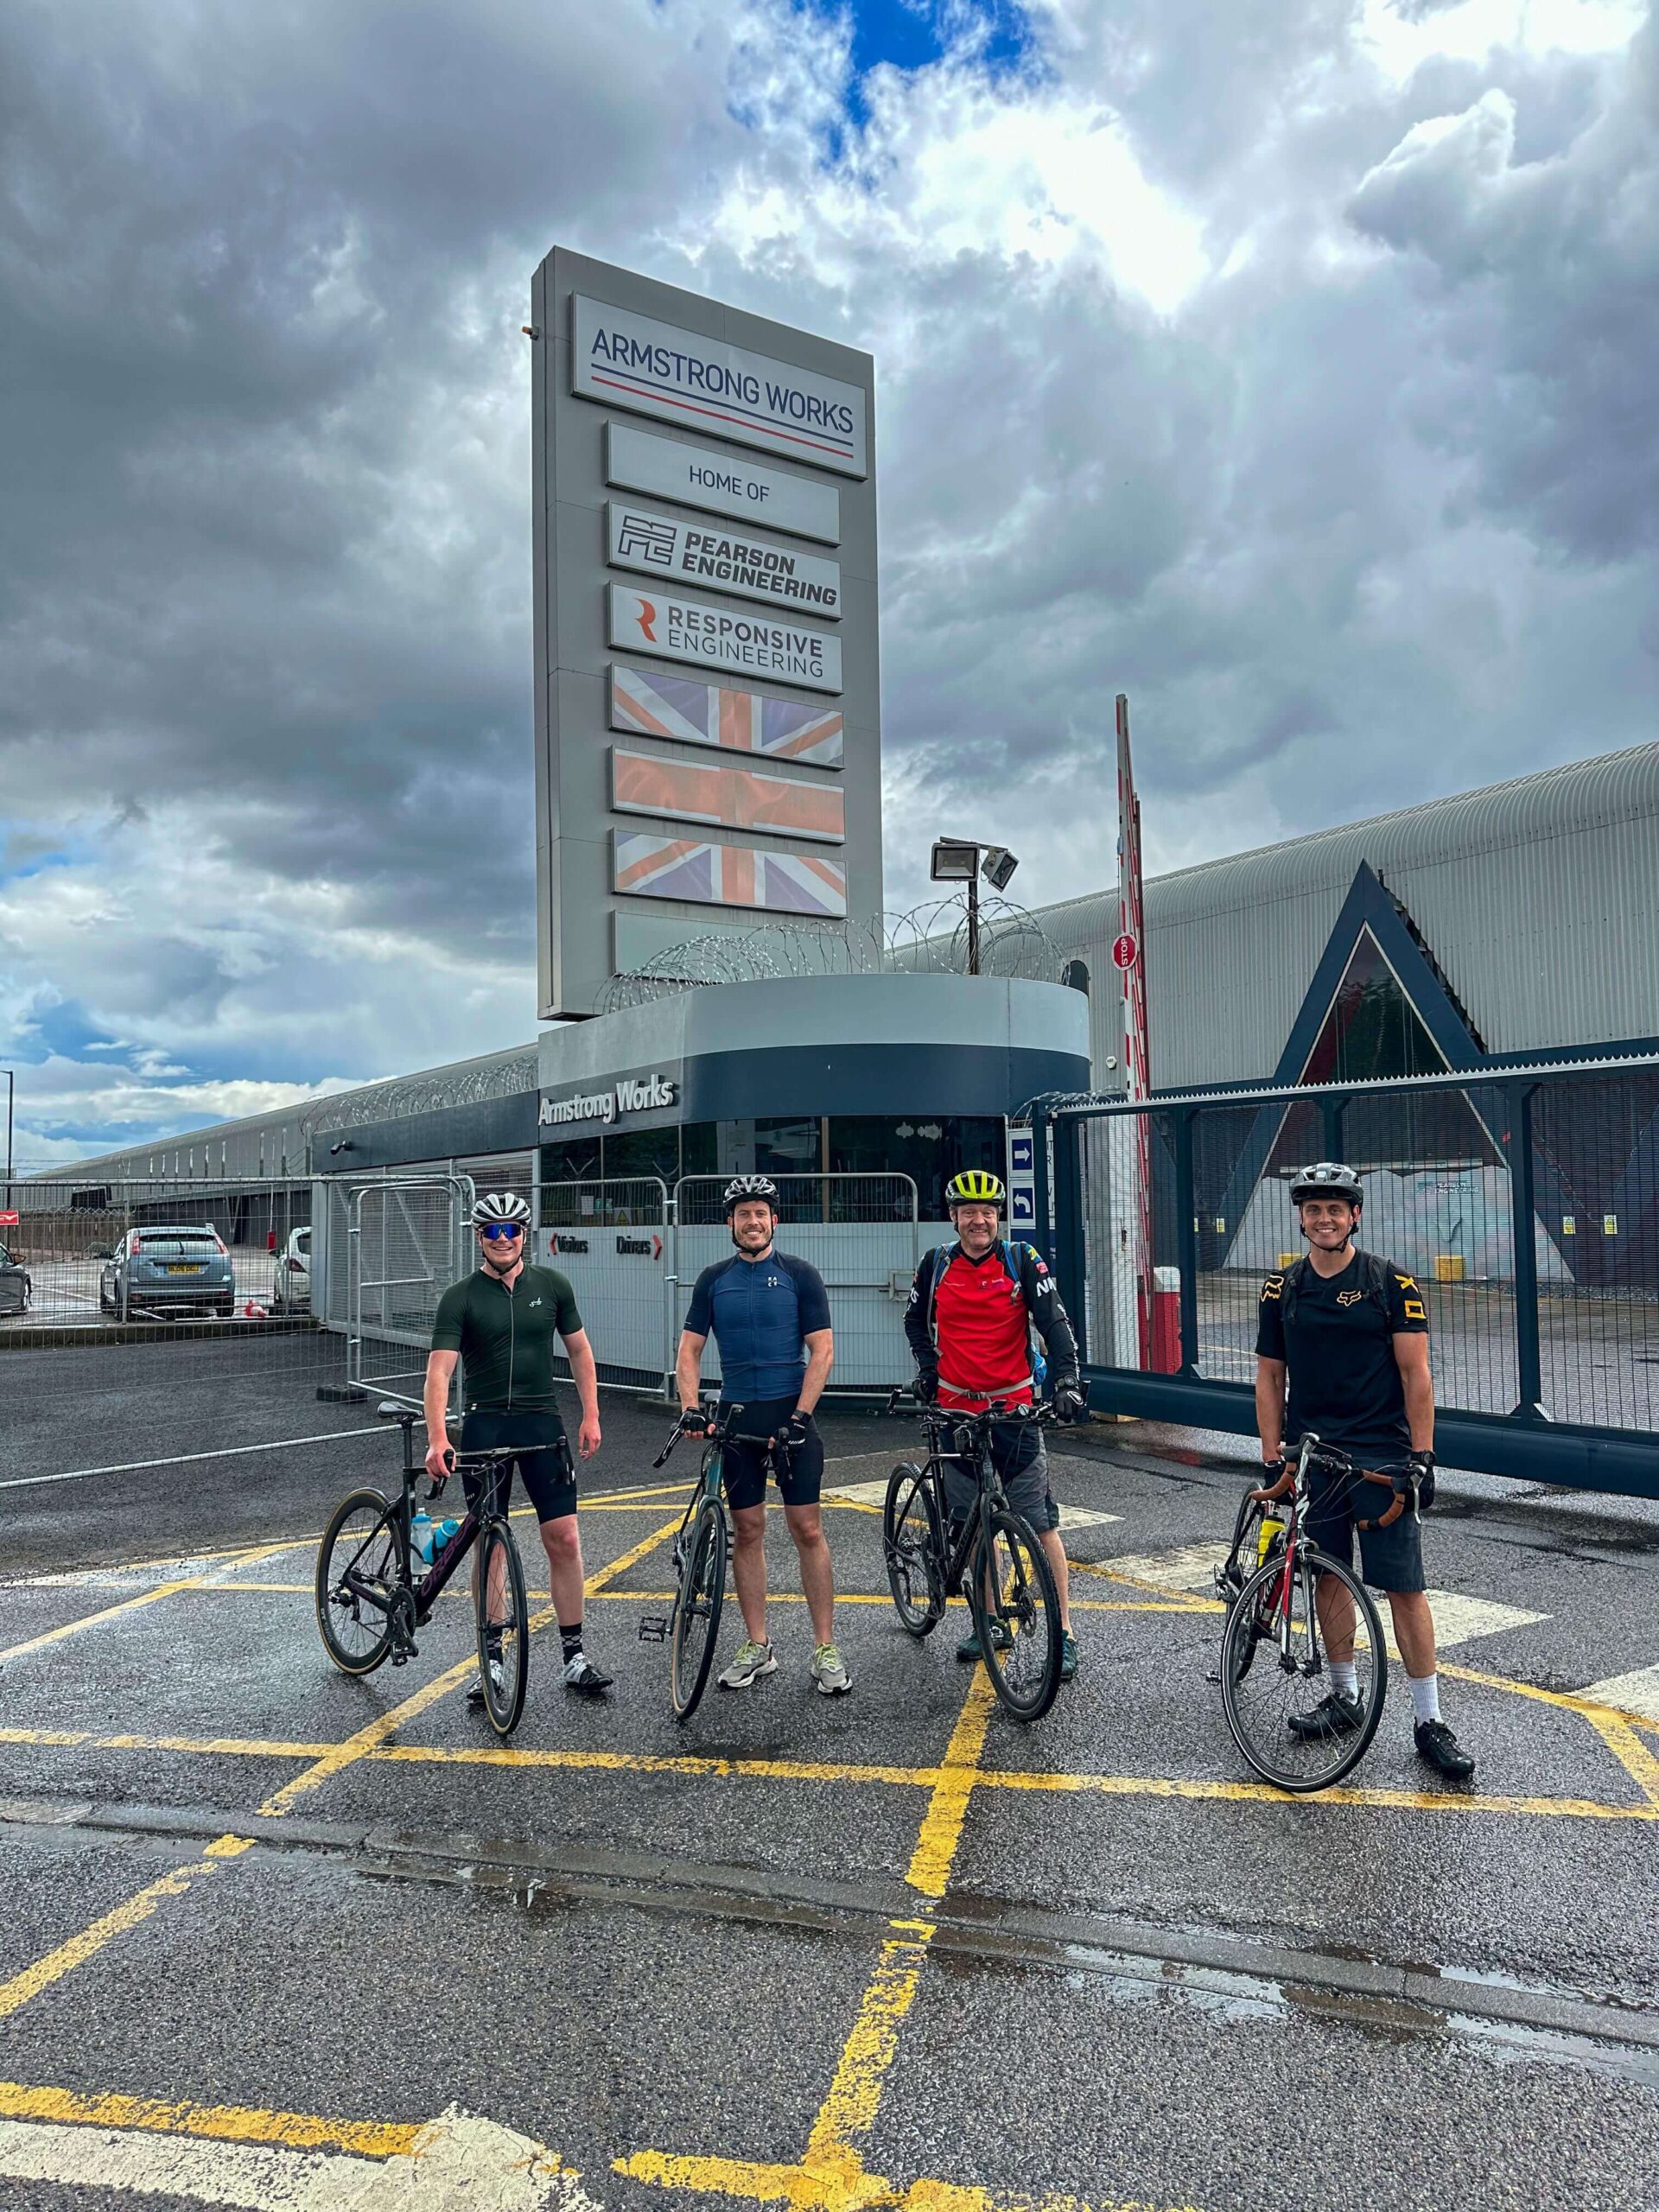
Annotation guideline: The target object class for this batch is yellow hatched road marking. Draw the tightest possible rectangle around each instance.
[0,2082,420,2159]
[0,1834,249,2024]
[0,1580,204,1666]
[0,1542,297,1663]
[972,1769,1659,1821]
[256,1511,682,1817]
[1582,1713,1659,1807]
[906,1673,995,1898]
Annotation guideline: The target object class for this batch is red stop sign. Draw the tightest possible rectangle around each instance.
[1112,933,1138,971]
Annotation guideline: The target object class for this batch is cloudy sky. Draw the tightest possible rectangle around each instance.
[3,0,1655,1166]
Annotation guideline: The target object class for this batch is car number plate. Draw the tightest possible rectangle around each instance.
[164,1263,207,1274]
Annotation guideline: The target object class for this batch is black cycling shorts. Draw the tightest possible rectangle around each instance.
[460,1408,576,1526]
[718,1395,823,1512]
[1304,1461,1426,1595]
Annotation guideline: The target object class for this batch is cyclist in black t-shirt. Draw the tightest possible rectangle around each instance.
[1254,1163,1474,1780]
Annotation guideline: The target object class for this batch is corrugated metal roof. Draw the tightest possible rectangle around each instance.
[1033,744,1659,1087]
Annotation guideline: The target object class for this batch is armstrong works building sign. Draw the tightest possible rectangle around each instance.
[529,248,882,1018]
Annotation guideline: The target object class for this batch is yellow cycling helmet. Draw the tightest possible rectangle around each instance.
[945,1168,1005,1208]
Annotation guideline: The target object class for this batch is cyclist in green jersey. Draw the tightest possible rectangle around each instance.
[425,1192,611,1701]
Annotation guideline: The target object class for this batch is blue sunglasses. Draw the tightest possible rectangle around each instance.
[479,1223,524,1242]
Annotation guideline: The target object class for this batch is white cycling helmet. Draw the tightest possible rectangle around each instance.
[470,1191,531,1229]
[723,1174,780,1215]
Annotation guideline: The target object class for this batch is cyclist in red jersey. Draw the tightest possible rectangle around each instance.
[905,1169,1086,1681]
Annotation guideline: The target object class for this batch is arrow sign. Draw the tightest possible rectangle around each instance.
[0,2104,605,2211]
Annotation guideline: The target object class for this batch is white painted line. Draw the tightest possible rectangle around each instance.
[1056,1503,1122,1530]
[0,1427,376,1494]
[1104,1542,1232,1592]
[0,2106,601,2209]
[1580,1664,1659,1726]
[826,1478,899,1505]
[1413,1593,1547,1652]
[1103,1545,1548,1652]
[825,1476,1119,1528]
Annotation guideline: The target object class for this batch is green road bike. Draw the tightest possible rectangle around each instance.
[645,1401,793,1722]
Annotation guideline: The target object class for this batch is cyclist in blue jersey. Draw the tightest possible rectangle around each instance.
[675,1174,848,1695]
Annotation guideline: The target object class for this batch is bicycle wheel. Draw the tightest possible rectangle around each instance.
[315,1487,401,1675]
[474,1516,530,1737]
[970,1508,1062,1722]
[883,1462,944,1638]
[671,1499,728,1722]
[1220,1548,1387,1792]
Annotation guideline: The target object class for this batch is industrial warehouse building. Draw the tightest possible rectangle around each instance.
[40,742,1659,1198]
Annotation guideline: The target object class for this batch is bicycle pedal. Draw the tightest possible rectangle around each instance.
[638,1614,670,1643]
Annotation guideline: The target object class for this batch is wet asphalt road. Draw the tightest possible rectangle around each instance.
[1,1344,1658,2210]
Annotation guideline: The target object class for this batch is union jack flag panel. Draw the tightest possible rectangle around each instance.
[613,833,848,918]
[610,664,844,768]
[612,748,844,844]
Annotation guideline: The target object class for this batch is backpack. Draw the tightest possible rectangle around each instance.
[921,1239,1049,1389]
[1280,1249,1393,1332]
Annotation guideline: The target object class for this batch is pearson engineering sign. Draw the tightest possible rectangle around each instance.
[607,503,842,618]
[538,1071,679,1129]
[573,297,868,478]
[609,583,841,694]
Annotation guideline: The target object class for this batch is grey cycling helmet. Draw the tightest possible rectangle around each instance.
[723,1174,780,1215]
[1290,1162,1363,1205]
[470,1190,531,1229]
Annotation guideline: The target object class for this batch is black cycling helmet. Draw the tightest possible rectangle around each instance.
[723,1174,780,1215]
[1290,1162,1363,1206]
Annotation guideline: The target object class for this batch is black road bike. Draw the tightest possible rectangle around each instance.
[881,1389,1064,1723]
[645,1401,791,1722]
[314,1405,531,1737]
[1214,1431,1420,1791]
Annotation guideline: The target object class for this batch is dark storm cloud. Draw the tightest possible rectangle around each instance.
[1,0,1655,1155]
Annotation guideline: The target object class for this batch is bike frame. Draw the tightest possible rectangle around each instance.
[898,1392,1053,1597]
[338,1411,514,1635]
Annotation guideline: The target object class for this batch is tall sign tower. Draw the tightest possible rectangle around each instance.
[530,249,883,1019]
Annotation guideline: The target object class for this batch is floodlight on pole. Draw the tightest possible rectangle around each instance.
[981,845,1019,893]
[929,838,979,882]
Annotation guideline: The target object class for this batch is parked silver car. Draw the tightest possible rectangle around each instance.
[270,1224,312,1313]
[0,1241,31,1317]
[99,1224,236,1318]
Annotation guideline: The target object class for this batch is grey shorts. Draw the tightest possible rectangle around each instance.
[1306,1467,1427,1595]
[941,1419,1059,1535]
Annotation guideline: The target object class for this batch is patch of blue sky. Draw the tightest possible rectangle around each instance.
[839,0,1036,80]
[751,1,1043,148]
[5,997,124,1067]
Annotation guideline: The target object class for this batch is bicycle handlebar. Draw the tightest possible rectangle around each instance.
[652,1401,783,1470]
[886,1385,1054,1427]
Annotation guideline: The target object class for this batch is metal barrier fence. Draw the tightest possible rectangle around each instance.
[1034,1055,1659,1496]
[1,1178,317,1337]
[675,1174,920,1394]
[536,1179,672,1390]
[520,1173,922,1394]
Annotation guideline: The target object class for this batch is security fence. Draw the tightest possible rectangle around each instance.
[1,1178,320,1350]
[1033,1055,1659,1497]
[525,1172,920,1393]
[675,1173,920,1394]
